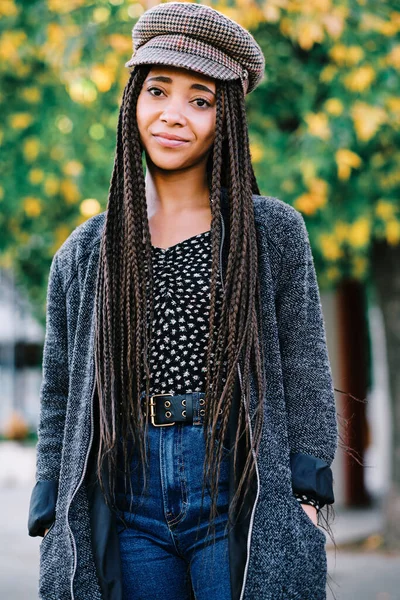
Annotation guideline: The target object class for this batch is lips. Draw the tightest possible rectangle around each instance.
[152,134,189,148]
[152,132,188,141]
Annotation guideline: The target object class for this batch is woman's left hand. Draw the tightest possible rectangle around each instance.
[300,503,318,526]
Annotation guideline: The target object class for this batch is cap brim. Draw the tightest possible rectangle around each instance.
[125,47,240,82]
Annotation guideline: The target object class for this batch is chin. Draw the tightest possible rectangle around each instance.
[146,151,191,171]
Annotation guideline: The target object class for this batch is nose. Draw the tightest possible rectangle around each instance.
[160,103,187,126]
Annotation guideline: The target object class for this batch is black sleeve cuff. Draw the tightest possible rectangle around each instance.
[28,479,58,537]
[290,451,335,508]
[294,492,321,512]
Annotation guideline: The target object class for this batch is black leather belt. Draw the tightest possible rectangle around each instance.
[140,391,223,427]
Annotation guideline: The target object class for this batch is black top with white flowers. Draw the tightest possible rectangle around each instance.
[143,228,320,512]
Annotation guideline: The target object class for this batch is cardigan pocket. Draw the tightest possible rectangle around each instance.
[286,493,328,600]
[291,492,327,545]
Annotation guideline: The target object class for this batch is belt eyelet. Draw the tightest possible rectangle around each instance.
[182,410,186,417]
[164,400,171,408]
[200,409,205,416]
[165,411,172,418]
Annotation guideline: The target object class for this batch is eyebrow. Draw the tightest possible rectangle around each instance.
[146,75,216,97]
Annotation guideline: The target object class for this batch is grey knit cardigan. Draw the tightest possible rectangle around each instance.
[28,193,338,600]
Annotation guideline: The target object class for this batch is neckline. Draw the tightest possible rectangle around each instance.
[151,229,211,252]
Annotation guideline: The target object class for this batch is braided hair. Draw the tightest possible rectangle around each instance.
[94,64,266,548]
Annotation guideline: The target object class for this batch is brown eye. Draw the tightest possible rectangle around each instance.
[147,87,164,97]
[194,98,211,108]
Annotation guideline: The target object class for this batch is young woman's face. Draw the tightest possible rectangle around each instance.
[136,65,218,172]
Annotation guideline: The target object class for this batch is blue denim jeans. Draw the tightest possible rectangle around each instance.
[115,394,232,600]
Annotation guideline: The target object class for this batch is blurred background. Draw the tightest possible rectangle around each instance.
[0,0,399,598]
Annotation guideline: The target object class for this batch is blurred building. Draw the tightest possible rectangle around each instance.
[0,268,43,432]
[322,287,391,509]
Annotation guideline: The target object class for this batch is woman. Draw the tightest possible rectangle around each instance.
[28,3,338,600]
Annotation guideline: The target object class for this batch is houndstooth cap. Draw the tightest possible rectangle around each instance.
[125,2,266,95]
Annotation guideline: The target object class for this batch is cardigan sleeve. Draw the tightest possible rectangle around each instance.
[275,211,338,508]
[28,253,69,537]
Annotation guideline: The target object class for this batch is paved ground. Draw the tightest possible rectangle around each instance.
[1,442,400,599]
[326,550,400,600]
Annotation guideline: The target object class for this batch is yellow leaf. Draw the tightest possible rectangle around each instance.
[347,46,365,64]
[309,178,329,197]
[297,19,325,51]
[80,198,101,218]
[293,193,318,216]
[386,96,400,116]
[68,79,98,104]
[350,101,387,142]
[93,7,110,23]
[319,233,343,261]
[21,87,41,103]
[262,4,280,23]
[329,44,348,66]
[250,141,264,164]
[23,137,40,161]
[335,148,362,168]
[63,161,83,177]
[322,13,345,40]
[60,179,80,204]
[386,45,400,70]
[343,66,376,93]
[324,98,344,116]
[304,112,331,140]
[10,113,34,130]
[334,221,350,242]
[279,17,293,38]
[375,199,396,220]
[48,0,85,13]
[108,34,132,54]
[386,220,400,245]
[0,0,19,17]
[348,217,371,248]
[337,164,351,181]
[335,149,362,181]
[28,169,45,185]
[91,65,115,93]
[0,31,27,62]
[44,175,60,197]
[320,65,338,83]
[23,196,41,218]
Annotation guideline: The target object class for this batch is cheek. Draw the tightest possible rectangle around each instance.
[207,116,215,143]
[199,112,217,145]
[136,98,151,132]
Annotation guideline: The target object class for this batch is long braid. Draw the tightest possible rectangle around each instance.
[197,78,267,558]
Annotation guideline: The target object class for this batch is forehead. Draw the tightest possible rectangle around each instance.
[146,64,216,88]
